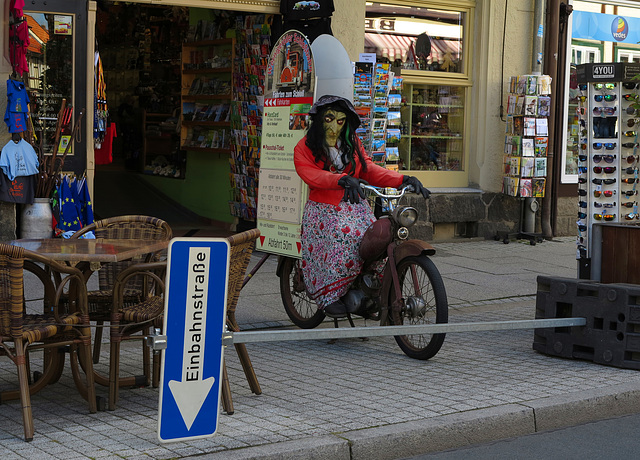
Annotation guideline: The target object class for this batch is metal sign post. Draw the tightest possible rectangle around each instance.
[158,238,230,443]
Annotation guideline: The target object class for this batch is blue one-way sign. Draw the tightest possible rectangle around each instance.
[158,238,229,443]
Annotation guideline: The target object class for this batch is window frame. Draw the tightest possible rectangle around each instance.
[364,0,474,187]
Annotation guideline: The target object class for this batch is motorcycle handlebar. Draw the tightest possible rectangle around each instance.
[360,184,411,200]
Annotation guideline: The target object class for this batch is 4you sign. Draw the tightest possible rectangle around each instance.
[158,238,229,443]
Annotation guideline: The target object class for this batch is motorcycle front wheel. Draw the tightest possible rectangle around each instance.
[388,255,448,360]
[279,256,325,329]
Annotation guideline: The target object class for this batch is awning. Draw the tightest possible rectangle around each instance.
[364,32,461,64]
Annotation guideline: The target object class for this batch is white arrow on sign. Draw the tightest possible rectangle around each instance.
[168,246,215,431]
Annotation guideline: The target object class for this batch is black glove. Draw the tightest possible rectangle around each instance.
[402,175,431,199]
[338,175,367,204]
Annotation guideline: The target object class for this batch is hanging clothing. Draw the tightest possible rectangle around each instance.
[0,172,35,204]
[280,0,334,21]
[280,0,335,42]
[94,51,108,145]
[4,78,30,133]
[9,19,29,75]
[95,123,116,165]
[0,139,39,181]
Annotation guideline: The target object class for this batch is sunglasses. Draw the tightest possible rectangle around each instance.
[622,190,638,197]
[592,178,616,185]
[621,201,637,208]
[594,83,617,90]
[593,190,616,198]
[593,166,616,174]
[579,166,588,174]
[625,167,638,174]
[580,143,587,150]
[624,155,637,164]
[577,95,587,102]
[579,201,588,208]
[577,224,588,232]
[622,178,638,184]
[625,131,638,137]
[624,82,638,90]
[628,119,639,127]
[578,154,588,162]
[593,213,616,221]
[627,106,638,115]
[593,143,616,150]
[625,213,638,220]
[593,154,616,163]
[578,189,588,196]
[578,212,588,219]
[594,94,617,102]
[623,94,638,101]
[623,142,639,148]
[593,107,617,116]
[593,201,616,208]
[579,83,588,90]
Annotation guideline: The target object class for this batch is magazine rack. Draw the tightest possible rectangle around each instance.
[499,74,551,244]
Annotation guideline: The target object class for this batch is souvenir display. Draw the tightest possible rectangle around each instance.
[228,14,273,221]
[575,62,640,261]
[503,74,551,198]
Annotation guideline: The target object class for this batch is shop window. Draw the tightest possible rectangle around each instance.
[617,50,640,64]
[365,2,465,74]
[571,44,600,64]
[365,2,471,180]
[400,83,464,171]
[24,13,74,155]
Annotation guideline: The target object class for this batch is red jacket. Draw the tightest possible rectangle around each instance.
[294,136,404,206]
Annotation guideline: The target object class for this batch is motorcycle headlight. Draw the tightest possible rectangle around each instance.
[393,206,418,228]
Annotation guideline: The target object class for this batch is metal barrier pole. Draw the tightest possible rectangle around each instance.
[222,318,586,345]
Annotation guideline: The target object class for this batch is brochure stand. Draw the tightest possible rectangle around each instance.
[498,74,551,244]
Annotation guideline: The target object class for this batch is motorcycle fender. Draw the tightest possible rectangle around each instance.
[394,239,436,259]
[378,240,436,325]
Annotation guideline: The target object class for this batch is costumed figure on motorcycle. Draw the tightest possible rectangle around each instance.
[293,95,430,317]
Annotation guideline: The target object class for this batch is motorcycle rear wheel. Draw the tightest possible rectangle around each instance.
[388,255,448,360]
[279,256,325,329]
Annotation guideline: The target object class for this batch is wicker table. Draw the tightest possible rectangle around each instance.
[9,237,170,409]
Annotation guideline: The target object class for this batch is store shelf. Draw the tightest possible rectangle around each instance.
[181,94,232,101]
[182,67,233,74]
[182,120,230,127]
[400,83,466,171]
[180,145,232,154]
[180,39,234,156]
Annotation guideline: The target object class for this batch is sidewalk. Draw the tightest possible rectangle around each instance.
[3,236,640,459]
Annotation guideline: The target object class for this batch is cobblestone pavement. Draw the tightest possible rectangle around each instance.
[2,237,638,459]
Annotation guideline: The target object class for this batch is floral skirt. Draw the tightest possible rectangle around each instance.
[301,200,376,308]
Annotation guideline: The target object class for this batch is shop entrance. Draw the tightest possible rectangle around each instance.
[92,3,188,220]
[92,3,276,230]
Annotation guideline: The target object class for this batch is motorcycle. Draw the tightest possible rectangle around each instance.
[277,184,448,360]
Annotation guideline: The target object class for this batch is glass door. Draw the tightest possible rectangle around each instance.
[24,0,87,175]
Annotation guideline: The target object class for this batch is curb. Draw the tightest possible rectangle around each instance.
[195,382,640,460]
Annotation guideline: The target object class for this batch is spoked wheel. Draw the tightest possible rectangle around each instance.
[279,256,325,329]
[389,255,448,360]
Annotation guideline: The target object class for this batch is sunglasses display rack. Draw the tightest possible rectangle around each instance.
[502,74,551,199]
[575,64,640,266]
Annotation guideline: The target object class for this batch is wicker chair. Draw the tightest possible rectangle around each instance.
[111,228,262,413]
[108,260,166,411]
[220,228,262,414]
[0,243,97,441]
[70,215,172,365]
